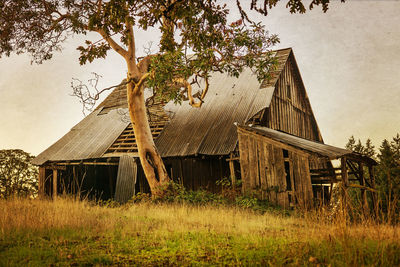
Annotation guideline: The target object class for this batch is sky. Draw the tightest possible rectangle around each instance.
[0,1,399,156]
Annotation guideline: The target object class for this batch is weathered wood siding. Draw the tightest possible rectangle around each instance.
[264,53,323,142]
[238,128,314,208]
[161,157,231,192]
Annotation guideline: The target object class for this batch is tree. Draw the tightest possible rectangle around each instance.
[0,149,38,199]
[345,135,375,158]
[376,137,400,218]
[0,0,339,195]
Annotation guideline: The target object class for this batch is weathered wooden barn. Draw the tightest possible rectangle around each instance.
[32,48,375,206]
[237,125,376,208]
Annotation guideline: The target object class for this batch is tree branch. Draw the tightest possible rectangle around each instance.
[133,73,150,95]
[96,28,128,59]
[174,77,209,108]
[126,17,136,61]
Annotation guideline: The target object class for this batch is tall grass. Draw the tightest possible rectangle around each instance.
[1,197,400,266]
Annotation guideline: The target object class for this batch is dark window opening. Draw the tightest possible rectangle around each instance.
[286,84,291,100]
[283,149,289,159]
[284,161,292,191]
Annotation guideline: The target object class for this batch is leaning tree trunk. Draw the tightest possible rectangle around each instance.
[126,80,170,194]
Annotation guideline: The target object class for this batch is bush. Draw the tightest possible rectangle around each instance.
[128,180,285,214]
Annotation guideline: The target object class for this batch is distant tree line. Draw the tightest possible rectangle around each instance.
[0,149,38,199]
[346,134,400,222]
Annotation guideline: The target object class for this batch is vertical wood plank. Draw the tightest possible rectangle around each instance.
[267,143,277,203]
[274,147,287,207]
[229,153,236,186]
[52,169,58,199]
[301,155,313,208]
[258,139,267,192]
[248,137,258,189]
[293,154,300,205]
[238,131,250,192]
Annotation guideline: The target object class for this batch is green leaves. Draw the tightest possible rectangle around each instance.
[77,41,110,65]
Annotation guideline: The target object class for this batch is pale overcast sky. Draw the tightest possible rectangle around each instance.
[0,1,399,156]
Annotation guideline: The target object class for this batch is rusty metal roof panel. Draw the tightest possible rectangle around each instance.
[156,67,276,157]
[32,109,129,165]
[240,125,352,158]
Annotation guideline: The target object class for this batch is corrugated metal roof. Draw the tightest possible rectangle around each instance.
[239,124,360,159]
[155,67,276,156]
[32,109,129,165]
[33,48,292,164]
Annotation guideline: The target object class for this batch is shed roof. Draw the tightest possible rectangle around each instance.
[238,125,376,164]
[32,109,129,165]
[33,48,293,165]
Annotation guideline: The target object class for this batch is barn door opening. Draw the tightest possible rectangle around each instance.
[283,149,294,206]
[114,155,137,204]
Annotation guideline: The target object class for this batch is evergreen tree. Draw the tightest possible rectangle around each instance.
[376,137,400,217]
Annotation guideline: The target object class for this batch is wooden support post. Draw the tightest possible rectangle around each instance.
[341,157,349,213]
[368,165,378,218]
[52,169,58,199]
[229,153,236,186]
[341,157,349,186]
[38,167,45,197]
[359,162,368,215]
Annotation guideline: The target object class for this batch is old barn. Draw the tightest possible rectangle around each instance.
[32,48,376,206]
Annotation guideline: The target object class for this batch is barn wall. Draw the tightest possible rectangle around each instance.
[42,165,119,200]
[40,155,230,201]
[265,53,323,142]
[238,128,314,208]
[163,156,231,192]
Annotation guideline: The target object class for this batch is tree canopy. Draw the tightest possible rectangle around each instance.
[0,149,38,199]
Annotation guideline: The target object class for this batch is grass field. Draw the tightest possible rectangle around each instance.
[1,198,399,266]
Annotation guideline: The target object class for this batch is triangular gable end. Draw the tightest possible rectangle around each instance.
[262,49,323,143]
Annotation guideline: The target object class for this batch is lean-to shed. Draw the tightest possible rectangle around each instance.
[237,125,376,208]
[33,48,347,204]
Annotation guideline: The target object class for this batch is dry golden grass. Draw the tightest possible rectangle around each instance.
[1,197,399,266]
[1,198,399,241]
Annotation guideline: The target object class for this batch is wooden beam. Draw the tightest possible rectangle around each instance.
[56,162,119,166]
[358,162,368,214]
[52,169,58,199]
[225,157,240,161]
[310,167,341,173]
[341,157,349,186]
[43,164,66,170]
[347,160,360,180]
[347,183,378,193]
[229,153,236,186]
[341,156,349,213]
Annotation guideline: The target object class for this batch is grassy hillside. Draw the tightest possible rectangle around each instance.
[1,198,399,266]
